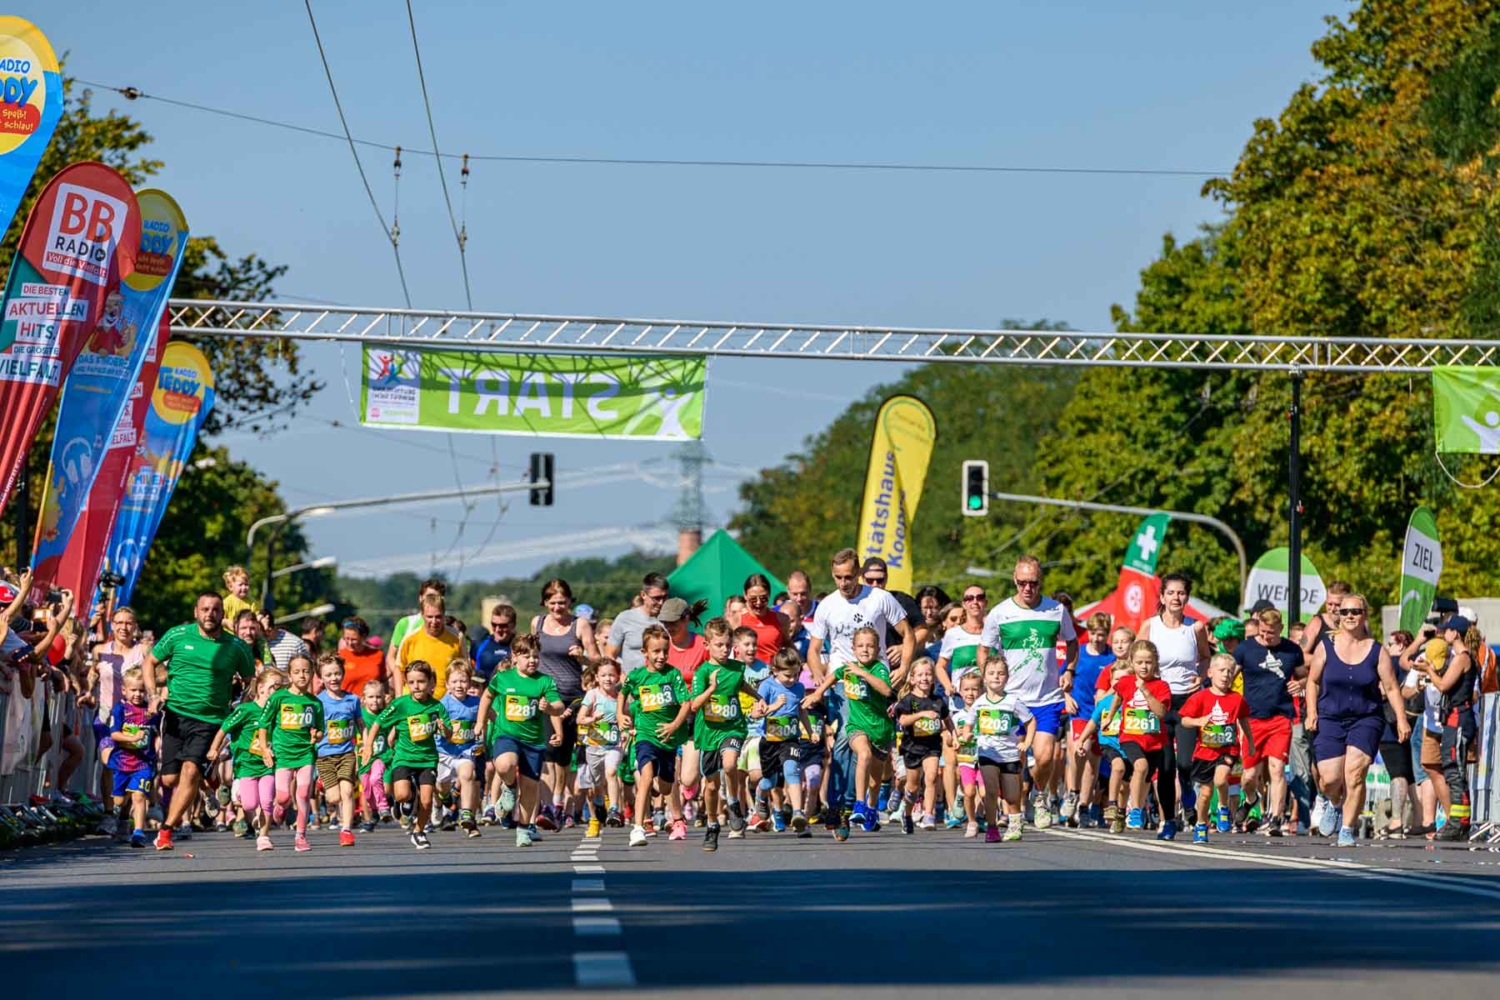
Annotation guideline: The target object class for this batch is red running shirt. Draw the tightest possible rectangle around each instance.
[1180,688,1247,761]
[1113,675,1172,751]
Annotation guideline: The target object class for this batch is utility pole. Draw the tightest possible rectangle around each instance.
[1287,371,1304,625]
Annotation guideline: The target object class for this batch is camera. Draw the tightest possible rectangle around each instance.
[45,587,63,605]
[99,571,125,589]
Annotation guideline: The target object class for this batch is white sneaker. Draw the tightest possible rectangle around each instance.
[1059,793,1078,821]
[629,825,649,847]
[1035,809,1054,830]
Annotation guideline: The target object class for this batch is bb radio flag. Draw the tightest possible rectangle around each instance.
[0,17,63,234]
[30,189,189,603]
[55,315,170,610]
[102,340,214,603]
[0,161,140,517]
[855,395,936,593]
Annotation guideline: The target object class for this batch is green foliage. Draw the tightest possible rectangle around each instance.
[730,322,1078,589]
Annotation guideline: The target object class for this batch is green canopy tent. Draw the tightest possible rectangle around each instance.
[667,530,786,623]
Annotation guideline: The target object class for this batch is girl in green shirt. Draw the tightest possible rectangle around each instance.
[364,661,452,850]
[257,655,324,852]
[209,669,284,851]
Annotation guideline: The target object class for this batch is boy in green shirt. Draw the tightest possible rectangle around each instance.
[619,625,691,847]
[689,617,765,851]
[807,625,895,832]
[474,635,565,848]
[363,660,451,850]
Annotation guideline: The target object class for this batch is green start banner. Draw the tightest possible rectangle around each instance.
[1432,366,1500,453]
[360,346,707,440]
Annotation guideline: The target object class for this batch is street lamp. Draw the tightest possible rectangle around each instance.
[246,505,334,613]
[275,603,336,625]
[271,555,338,579]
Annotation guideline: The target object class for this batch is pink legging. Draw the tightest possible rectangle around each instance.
[275,764,314,833]
[236,775,276,818]
[361,760,389,812]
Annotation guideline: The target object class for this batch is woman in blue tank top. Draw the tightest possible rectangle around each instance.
[1305,594,1410,847]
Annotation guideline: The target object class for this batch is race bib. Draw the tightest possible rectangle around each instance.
[1201,722,1235,748]
[279,704,311,731]
[121,723,147,747]
[1102,714,1121,738]
[842,676,868,700]
[640,684,675,712]
[912,716,942,737]
[766,716,799,742]
[705,694,739,722]
[248,731,267,756]
[977,708,1013,736]
[449,721,475,744]
[958,738,978,764]
[802,715,824,741]
[505,695,536,722]
[407,715,435,741]
[591,722,620,746]
[326,719,353,745]
[1123,708,1159,736]
[370,733,388,756]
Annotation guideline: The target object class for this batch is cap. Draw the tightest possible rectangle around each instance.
[1459,605,1478,621]
[1444,615,1474,635]
[1423,637,1449,666]
[574,603,597,623]
[658,597,689,624]
[1247,599,1276,615]
[0,581,17,604]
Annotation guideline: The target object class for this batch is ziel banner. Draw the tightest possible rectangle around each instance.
[0,17,63,233]
[30,189,189,602]
[855,395,937,593]
[0,161,140,517]
[1242,547,1325,621]
[360,346,706,440]
[1399,506,1442,634]
[103,341,215,603]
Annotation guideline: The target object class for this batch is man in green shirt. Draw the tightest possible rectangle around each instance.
[143,591,257,851]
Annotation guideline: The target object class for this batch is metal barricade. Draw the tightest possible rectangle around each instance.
[0,684,99,805]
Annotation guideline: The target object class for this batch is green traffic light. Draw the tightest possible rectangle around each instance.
[968,495,983,509]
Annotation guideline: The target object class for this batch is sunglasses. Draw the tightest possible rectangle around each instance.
[491,621,514,629]
[963,594,985,602]
[864,575,887,584]
[1014,579,1041,588]
[1337,607,1366,617]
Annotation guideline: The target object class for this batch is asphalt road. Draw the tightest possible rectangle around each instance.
[3,820,1500,998]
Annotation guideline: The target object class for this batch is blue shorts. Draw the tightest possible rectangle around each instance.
[635,741,677,784]
[491,737,546,781]
[1311,714,1383,763]
[112,767,155,797]
[1028,700,1065,737]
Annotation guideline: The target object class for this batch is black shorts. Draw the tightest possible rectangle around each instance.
[1189,753,1236,787]
[391,765,437,787]
[759,738,803,777]
[902,739,942,770]
[1099,745,1127,773]
[545,713,578,765]
[700,738,744,778]
[1379,740,1415,784]
[799,741,826,766]
[160,709,219,776]
[978,756,1023,776]
[1121,742,1164,772]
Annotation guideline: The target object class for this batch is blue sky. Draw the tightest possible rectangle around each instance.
[21,1,1330,581]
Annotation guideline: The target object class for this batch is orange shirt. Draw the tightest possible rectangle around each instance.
[338,646,385,698]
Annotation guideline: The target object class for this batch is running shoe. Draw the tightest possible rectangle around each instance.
[563,812,578,829]
[964,821,979,839]
[746,813,768,832]
[460,809,478,833]
[642,817,656,837]
[1003,822,1023,843]
[727,801,747,833]
[1156,820,1178,841]
[536,805,559,832]
[99,815,119,837]
[985,825,1001,843]
[129,831,146,848]
[1035,808,1054,830]
[669,819,687,841]
[527,824,545,843]
[439,810,458,832]
[920,817,936,832]
[850,802,868,826]
[256,835,274,851]
[771,811,787,834]
[1217,806,1232,834]
[360,820,376,834]
[1233,797,1254,829]
[413,830,432,850]
[833,817,850,842]
[177,822,194,841]
[1126,808,1144,831]
[1059,792,1078,822]
[232,819,250,838]
[1315,796,1339,837]
[902,808,916,835]
[585,817,602,839]
[466,824,482,839]
[154,828,173,851]
[379,808,394,824]
[606,807,625,829]
[1437,823,1468,843]
[1267,815,1285,838]
[682,798,697,824]
[792,810,808,833]
[480,806,496,826]
[338,829,356,847]
[1193,823,1209,845]
[515,826,534,848]
[703,824,719,852]
[500,814,518,830]
[861,808,880,834]
[944,814,964,830]
[652,808,667,832]
[1337,826,1357,848]
[629,825,649,847]
[497,784,517,815]
[295,834,311,852]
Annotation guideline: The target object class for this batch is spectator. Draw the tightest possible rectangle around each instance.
[336,616,385,699]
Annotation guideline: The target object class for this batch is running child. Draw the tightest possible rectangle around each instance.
[755,647,814,837]
[1180,652,1256,844]
[806,625,895,833]
[107,667,160,848]
[437,658,484,837]
[357,679,393,829]
[363,660,451,850]
[258,654,325,852]
[315,653,363,847]
[973,660,1036,843]
[576,662,626,836]
[475,635,565,848]
[1114,640,1170,833]
[952,671,983,837]
[895,656,954,834]
[619,625,692,847]
[734,625,772,831]
[1076,659,1130,833]
[211,669,285,850]
[688,617,760,851]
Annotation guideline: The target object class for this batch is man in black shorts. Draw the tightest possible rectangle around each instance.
[143,592,257,850]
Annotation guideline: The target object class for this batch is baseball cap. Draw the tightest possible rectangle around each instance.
[657,598,689,624]
[0,581,17,604]
[1247,599,1276,615]
[575,603,597,623]
[1444,615,1474,635]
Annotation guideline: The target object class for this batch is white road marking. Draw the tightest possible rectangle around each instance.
[572,897,614,913]
[573,916,623,936]
[572,878,606,893]
[573,864,606,874]
[1050,829,1500,901]
[573,951,635,987]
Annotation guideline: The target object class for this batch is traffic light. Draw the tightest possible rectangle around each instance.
[529,452,554,506]
[962,460,988,517]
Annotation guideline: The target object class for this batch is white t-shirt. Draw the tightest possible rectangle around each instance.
[971,692,1034,763]
[93,640,148,723]
[608,607,660,674]
[980,597,1077,707]
[938,628,986,686]
[808,585,908,669]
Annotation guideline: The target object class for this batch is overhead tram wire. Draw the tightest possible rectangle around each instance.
[66,77,1227,181]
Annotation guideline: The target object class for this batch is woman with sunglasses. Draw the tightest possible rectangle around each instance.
[936,588,987,701]
[336,616,385,701]
[1305,594,1411,847]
